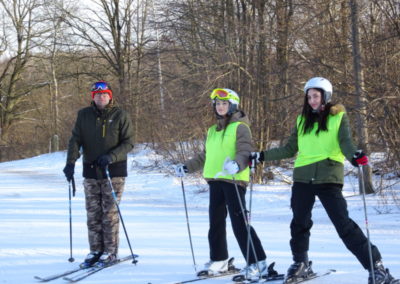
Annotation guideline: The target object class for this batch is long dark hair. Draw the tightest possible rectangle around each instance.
[214,104,240,140]
[299,88,332,135]
[213,101,236,128]
[216,111,234,140]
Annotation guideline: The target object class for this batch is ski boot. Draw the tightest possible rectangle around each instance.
[284,261,315,284]
[197,259,229,276]
[79,251,103,268]
[96,252,117,267]
[368,260,400,284]
[232,259,268,282]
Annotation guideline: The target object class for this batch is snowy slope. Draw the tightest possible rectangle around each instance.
[0,146,399,284]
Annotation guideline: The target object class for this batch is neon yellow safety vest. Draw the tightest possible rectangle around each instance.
[203,122,250,182]
[295,112,345,168]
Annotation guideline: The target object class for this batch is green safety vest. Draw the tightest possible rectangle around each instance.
[295,112,345,168]
[203,122,250,182]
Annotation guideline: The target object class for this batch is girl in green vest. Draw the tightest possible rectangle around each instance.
[251,77,399,284]
[174,88,270,281]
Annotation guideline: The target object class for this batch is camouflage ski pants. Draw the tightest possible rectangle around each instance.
[83,177,125,255]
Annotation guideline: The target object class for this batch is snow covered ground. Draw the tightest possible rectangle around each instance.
[0,145,399,284]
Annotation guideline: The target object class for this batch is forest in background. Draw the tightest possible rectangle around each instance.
[0,0,399,190]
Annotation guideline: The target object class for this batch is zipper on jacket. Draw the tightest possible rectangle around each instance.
[102,119,106,137]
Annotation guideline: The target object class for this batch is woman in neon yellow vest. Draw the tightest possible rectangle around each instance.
[251,77,399,284]
[174,88,270,281]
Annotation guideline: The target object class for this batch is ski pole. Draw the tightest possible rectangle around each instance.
[245,159,256,278]
[232,176,261,280]
[105,168,138,264]
[216,160,261,279]
[358,165,375,284]
[71,176,76,197]
[180,177,197,272]
[68,180,75,262]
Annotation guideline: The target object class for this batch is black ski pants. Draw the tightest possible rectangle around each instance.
[290,182,381,269]
[208,180,266,264]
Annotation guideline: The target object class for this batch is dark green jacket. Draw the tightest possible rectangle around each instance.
[66,102,134,179]
[263,104,356,184]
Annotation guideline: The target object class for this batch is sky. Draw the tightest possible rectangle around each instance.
[0,145,399,284]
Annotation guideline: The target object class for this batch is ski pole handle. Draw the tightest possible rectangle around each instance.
[249,157,256,174]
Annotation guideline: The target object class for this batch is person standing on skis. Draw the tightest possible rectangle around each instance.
[174,88,270,281]
[63,81,134,268]
[251,77,399,284]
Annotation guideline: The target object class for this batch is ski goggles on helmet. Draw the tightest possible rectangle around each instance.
[91,81,111,92]
[210,88,240,104]
[91,81,112,98]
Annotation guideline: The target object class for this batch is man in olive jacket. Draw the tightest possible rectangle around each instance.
[63,81,134,267]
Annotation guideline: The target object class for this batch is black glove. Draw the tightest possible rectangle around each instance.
[250,152,264,164]
[96,154,113,168]
[63,163,75,182]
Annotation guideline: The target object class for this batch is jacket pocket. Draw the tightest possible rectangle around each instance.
[318,159,344,183]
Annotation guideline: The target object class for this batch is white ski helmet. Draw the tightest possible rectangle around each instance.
[210,88,240,115]
[304,77,333,103]
[210,88,240,105]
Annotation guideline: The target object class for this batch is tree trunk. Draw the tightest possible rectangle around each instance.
[349,0,374,194]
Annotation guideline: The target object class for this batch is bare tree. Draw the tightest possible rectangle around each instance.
[63,0,136,101]
[0,0,399,198]
[38,0,77,152]
[349,0,374,194]
[62,0,153,140]
[0,0,47,159]
[273,0,293,126]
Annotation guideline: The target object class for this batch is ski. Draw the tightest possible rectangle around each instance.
[34,266,86,282]
[175,269,240,284]
[233,274,285,284]
[175,257,240,284]
[63,254,138,283]
[282,269,336,284]
[232,262,285,284]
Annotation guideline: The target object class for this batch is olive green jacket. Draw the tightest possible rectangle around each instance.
[66,101,134,178]
[263,104,356,184]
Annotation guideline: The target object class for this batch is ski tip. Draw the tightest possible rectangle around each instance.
[34,276,44,282]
